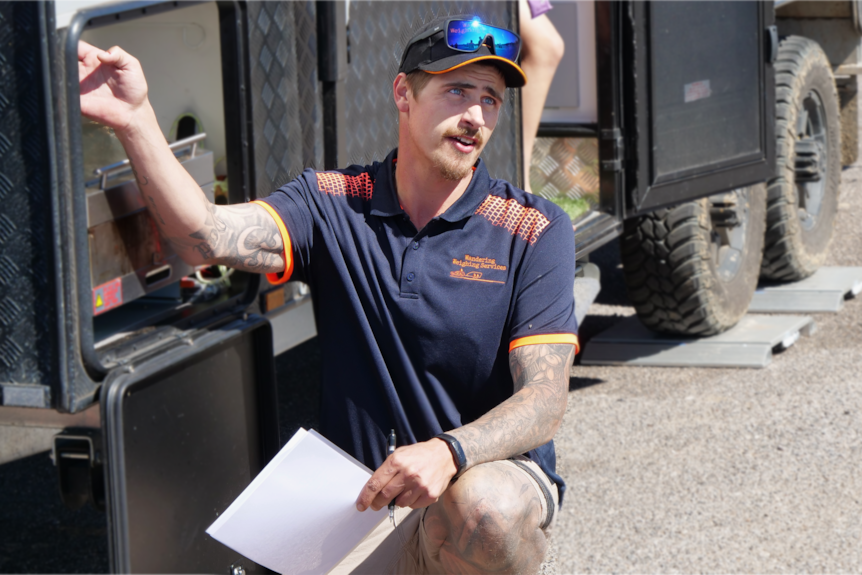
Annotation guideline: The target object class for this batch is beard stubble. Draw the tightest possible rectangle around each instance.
[433,127,484,181]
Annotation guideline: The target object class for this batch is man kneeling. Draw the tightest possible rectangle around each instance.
[78,15,578,574]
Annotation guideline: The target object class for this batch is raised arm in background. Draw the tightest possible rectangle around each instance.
[78,41,286,275]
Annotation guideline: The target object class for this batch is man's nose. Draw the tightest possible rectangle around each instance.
[460,103,486,129]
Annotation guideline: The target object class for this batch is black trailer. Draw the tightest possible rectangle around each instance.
[0,0,854,572]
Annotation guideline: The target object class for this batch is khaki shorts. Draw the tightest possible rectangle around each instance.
[329,456,559,575]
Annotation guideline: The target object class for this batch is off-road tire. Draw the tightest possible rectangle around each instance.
[621,186,767,336]
[761,36,841,281]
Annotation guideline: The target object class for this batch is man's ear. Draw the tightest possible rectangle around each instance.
[393,72,410,113]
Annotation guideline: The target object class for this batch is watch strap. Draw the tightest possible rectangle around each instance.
[435,433,467,478]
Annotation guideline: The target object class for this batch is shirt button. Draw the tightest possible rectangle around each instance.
[412,241,419,250]
[406,272,415,282]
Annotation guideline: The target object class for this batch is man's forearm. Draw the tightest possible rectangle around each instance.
[116,102,215,265]
[115,103,285,274]
[448,343,575,469]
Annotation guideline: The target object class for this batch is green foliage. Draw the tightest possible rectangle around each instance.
[549,196,592,222]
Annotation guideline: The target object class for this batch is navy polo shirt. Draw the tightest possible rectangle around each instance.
[255,148,578,500]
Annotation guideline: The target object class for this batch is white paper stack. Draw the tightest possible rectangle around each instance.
[206,428,387,574]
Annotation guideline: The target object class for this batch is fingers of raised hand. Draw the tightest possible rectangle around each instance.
[99,46,140,71]
[77,40,98,61]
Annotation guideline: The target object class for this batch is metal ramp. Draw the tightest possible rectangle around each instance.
[581,314,816,368]
[574,263,601,327]
[749,266,862,313]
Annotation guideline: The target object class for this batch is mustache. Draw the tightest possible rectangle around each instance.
[443,127,483,147]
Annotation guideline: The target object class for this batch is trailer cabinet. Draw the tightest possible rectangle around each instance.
[0,1,323,416]
[534,1,778,335]
[0,1,313,571]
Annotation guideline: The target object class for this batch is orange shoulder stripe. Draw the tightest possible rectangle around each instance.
[509,334,579,354]
[251,200,294,285]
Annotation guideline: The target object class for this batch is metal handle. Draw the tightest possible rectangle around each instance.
[92,132,207,189]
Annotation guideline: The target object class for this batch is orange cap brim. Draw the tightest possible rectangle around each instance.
[423,55,527,87]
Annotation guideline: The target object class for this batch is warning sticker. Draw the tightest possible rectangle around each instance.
[93,278,123,316]
[684,80,711,103]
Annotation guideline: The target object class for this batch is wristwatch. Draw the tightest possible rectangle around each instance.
[435,433,467,479]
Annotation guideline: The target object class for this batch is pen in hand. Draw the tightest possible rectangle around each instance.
[388,429,396,525]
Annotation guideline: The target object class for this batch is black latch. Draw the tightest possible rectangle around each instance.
[601,128,625,172]
[51,428,105,512]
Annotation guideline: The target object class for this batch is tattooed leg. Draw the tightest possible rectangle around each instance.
[423,461,549,575]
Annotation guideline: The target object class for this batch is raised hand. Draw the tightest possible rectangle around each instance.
[78,41,150,133]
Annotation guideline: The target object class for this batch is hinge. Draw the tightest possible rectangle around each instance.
[766,25,778,64]
[601,128,625,172]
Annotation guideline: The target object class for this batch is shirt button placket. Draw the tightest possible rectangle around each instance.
[401,238,422,297]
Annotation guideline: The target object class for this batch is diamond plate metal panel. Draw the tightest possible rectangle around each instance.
[246,1,323,198]
[530,137,600,223]
[0,3,58,393]
[344,1,522,185]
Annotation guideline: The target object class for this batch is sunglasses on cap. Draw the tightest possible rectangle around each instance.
[413,18,521,63]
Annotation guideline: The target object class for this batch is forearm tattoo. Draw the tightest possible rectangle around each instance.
[185,199,284,272]
[148,193,284,273]
[451,343,574,468]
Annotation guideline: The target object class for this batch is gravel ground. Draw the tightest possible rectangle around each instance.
[548,155,862,573]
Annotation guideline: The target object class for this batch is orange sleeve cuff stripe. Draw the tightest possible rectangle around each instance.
[251,200,293,285]
[509,334,580,354]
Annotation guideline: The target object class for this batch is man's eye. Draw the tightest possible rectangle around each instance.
[483,97,497,106]
[449,88,463,96]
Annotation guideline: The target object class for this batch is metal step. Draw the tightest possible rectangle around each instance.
[581,314,816,368]
[749,266,862,313]
[574,262,601,327]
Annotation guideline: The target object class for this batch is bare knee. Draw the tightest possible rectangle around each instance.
[426,463,548,574]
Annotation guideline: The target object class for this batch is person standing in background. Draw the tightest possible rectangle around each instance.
[519,0,565,193]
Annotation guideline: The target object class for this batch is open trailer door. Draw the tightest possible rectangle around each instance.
[99,316,279,573]
[613,1,776,216]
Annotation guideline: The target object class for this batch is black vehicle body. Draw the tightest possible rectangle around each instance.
[540,1,777,259]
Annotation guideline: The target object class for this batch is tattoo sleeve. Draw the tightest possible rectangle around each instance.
[162,196,286,274]
[449,343,575,469]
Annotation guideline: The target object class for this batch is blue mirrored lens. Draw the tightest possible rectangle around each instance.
[446,20,520,61]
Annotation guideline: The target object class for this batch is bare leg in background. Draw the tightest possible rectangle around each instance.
[518,0,565,193]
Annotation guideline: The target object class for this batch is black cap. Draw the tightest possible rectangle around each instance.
[398,16,527,88]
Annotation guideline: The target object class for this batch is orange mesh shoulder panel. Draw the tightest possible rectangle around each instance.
[474,195,551,245]
[251,200,294,285]
[316,172,374,201]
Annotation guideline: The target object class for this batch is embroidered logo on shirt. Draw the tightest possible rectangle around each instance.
[474,195,550,244]
[316,172,373,201]
[450,269,504,284]
[450,254,507,284]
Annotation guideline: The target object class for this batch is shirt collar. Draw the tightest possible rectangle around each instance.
[369,149,403,217]
[369,148,491,222]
